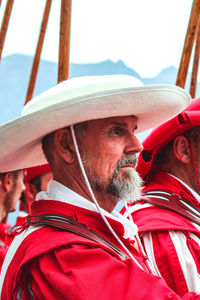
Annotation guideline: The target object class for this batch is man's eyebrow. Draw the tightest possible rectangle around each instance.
[113,122,128,127]
[111,122,138,130]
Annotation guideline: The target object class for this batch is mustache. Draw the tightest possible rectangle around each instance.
[114,155,138,173]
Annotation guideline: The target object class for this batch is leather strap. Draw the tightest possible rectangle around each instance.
[26,214,127,261]
[138,190,200,226]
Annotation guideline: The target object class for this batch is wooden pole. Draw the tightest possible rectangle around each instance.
[0,0,14,61]
[58,0,72,83]
[24,0,52,104]
[190,15,200,98]
[176,0,200,88]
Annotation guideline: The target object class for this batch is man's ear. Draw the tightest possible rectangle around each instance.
[1,173,14,192]
[173,135,190,163]
[54,128,75,164]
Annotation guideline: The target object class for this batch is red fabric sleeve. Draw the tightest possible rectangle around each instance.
[150,231,189,296]
[186,234,200,274]
[0,246,7,272]
[26,243,199,300]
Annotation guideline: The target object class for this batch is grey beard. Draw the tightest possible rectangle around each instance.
[107,156,142,203]
[82,154,143,203]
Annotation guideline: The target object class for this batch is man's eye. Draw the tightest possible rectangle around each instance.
[110,127,122,135]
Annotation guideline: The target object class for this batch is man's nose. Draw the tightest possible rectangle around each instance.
[124,134,143,155]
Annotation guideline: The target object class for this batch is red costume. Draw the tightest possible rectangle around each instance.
[15,163,51,226]
[122,171,200,295]
[1,180,199,299]
[121,97,200,295]
[0,223,10,272]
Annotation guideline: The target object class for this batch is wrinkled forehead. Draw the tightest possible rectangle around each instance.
[85,115,138,128]
[73,116,139,142]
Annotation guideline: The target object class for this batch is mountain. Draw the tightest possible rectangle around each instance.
[0,54,142,124]
[0,53,199,125]
[70,59,141,78]
[143,66,178,85]
[0,54,57,123]
[143,66,200,94]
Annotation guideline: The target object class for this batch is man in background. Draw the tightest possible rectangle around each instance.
[0,170,25,270]
[16,164,52,225]
[121,97,200,296]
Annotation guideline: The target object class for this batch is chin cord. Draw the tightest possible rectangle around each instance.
[24,179,31,214]
[123,199,156,274]
[70,125,148,272]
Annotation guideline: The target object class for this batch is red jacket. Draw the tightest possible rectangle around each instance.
[121,171,200,296]
[1,198,199,299]
[0,222,10,272]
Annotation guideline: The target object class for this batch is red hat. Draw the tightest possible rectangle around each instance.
[25,163,51,182]
[137,97,200,181]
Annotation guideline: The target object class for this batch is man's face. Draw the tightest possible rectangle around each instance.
[4,170,26,213]
[77,116,143,204]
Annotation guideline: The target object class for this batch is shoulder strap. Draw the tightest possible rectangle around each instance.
[138,190,200,226]
[26,214,127,261]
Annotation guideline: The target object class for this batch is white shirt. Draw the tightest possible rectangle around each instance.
[36,179,138,239]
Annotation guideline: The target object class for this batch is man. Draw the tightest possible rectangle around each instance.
[0,170,25,270]
[0,74,197,299]
[16,164,52,225]
[121,97,200,296]
[25,163,52,196]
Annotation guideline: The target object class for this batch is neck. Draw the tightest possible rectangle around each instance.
[90,190,118,213]
[54,172,118,214]
[0,205,6,223]
[0,190,6,222]
[161,165,200,195]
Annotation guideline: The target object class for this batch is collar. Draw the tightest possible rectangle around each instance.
[168,173,200,203]
[36,179,138,239]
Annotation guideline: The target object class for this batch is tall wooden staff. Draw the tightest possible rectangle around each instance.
[0,0,13,224]
[25,0,72,104]
[25,0,52,104]
[176,0,200,96]
[58,0,72,83]
[190,15,200,98]
[0,0,14,61]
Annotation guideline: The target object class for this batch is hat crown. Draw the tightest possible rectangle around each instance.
[22,75,143,116]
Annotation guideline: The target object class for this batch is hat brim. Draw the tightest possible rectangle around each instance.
[25,164,51,182]
[0,79,190,172]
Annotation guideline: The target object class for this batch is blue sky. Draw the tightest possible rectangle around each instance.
[0,0,194,78]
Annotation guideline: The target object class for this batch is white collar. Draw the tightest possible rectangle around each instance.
[36,179,138,238]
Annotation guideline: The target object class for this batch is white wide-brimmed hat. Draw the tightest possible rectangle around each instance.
[0,75,191,172]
